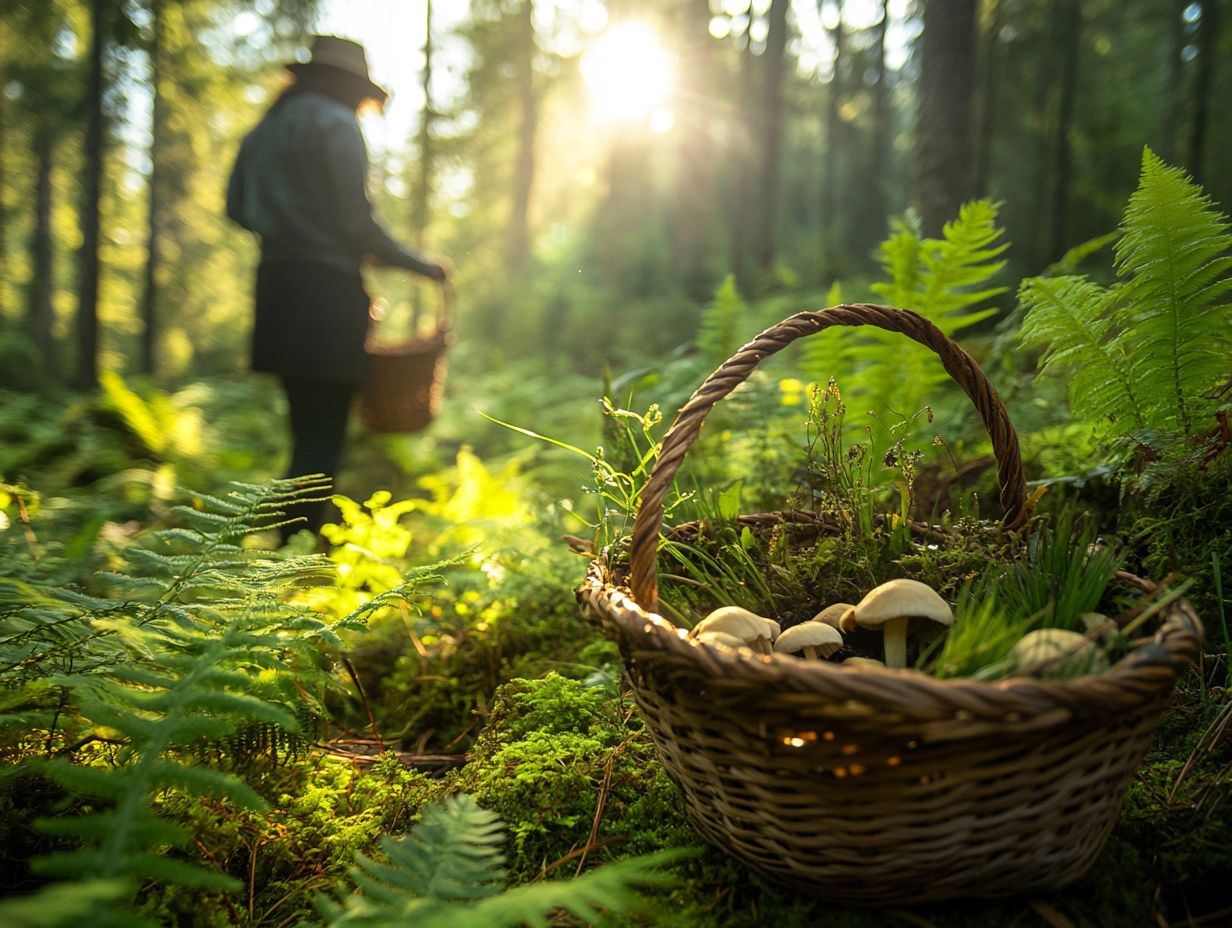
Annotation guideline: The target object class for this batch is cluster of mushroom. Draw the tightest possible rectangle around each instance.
[690,578,956,670]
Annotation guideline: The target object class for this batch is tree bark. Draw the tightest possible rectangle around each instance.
[751,0,789,277]
[506,0,536,275]
[914,0,977,236]
[1189,0,1218,182]
[729,1,757,291]
[1048,0,1081,261]
[821,0,846,274]
[139,0,164,376]
[0,21,9,321]
[973,0,1003,197]
[670,0,719,299]
[30,131,57,377]
[865,0,890,249]
[75,0,106,389]
[410,0,434,327]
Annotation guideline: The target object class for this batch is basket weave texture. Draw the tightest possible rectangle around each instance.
[578,305,1203,905]
[359,285,451,434]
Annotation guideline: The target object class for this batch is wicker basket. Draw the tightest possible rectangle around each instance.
[360,284,451,434]
[578,304,1203,905]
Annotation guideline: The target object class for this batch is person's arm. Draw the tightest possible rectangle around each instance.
[225,139,253,230]
[321,115,446,279]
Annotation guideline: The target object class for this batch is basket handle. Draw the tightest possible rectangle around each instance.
[629,305,1028,611]
[378,279,452,335]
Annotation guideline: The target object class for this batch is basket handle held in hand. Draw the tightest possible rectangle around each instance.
[629,305,1028,611]
[379,279,452,337]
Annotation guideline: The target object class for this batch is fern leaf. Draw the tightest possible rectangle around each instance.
[1114,148,1232,435]
[1018,276,1147,429]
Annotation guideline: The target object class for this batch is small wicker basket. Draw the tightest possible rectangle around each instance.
[579,304,1203,905]
[360,284,451,434]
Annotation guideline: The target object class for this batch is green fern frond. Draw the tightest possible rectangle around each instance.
[1018,276,1146,429]
[0,880,133,928]
[1019,148,1231,449]
[320,794,676,927]
[698,275,748,369]
[1115,148,1232,435]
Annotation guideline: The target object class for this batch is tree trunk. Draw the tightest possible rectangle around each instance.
[410,0,434,327]
[30,131,57,377]
[76,0,106,389]
[821,0,846,274]
[914,0,977,236]
[1161,0,1187,164]
[729,1,757,291]
[973,0,1003,197]
[506,0,535,275]
[864,0,890,250]
[0,21,9,321]
[139,0,164,376]
[751,0,789,278]
[1048,0,1081,261]
[1189,0,1218,182]
[670,0,719,299]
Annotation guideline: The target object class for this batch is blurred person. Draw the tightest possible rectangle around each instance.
[226,35,448,541]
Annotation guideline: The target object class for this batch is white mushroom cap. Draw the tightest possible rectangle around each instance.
[696,631,750,650]
[773,622,843,660]
[843,657,885,669]
[691,606,773,654]
[1012,628,1107,677]
[812,603,855,628]
[840,579,953,669]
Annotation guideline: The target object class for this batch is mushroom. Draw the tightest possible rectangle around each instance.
[1012,628,1107,677]
[843,656,885,669]
[840,579,953,669]
[691,606,774,654]
[695,631,750,651]
[812,603,855,628]
[773,622,843,660]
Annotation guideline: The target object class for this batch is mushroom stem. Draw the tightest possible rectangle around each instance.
[882,616,909,669]
[804,645,819,660]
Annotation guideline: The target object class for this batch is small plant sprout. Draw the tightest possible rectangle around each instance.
[691,606,775,653]
[773,622,843,660]
[813,603,854,628]
[841,579,954,669]
[1011,628,1108,678]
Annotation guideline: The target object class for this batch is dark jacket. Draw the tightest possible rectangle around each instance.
[226,92,434,385]
[226,91,436,276]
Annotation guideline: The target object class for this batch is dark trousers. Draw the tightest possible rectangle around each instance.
[280,376,354,541]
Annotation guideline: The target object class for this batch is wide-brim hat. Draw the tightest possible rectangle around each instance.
[286,34,389,105]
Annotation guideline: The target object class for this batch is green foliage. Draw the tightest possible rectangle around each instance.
[0,478,447,926]
[697,275,749,369]
[318,792,674,928]
[1020,149,1232,444]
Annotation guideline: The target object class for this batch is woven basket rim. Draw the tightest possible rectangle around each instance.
[580,555,1204,729]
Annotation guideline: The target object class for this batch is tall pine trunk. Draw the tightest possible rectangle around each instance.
[506,0,535,275]
[139,0,164,376]
[75,0,106,389]
[729,1,757,291]
[1048,0,1081,261]
[821,0,846,275]
[914,0,976,236]
[864,0,889,251]
[751,0,789,278]
[411,0,434,327]
[0,21,8,320]
[671,0,719,300]
[973,0,1003,197]
[30,131,57,377]
[1189,0,1218,181]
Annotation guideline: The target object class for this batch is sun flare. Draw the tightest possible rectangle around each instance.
[580,22,674,129]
